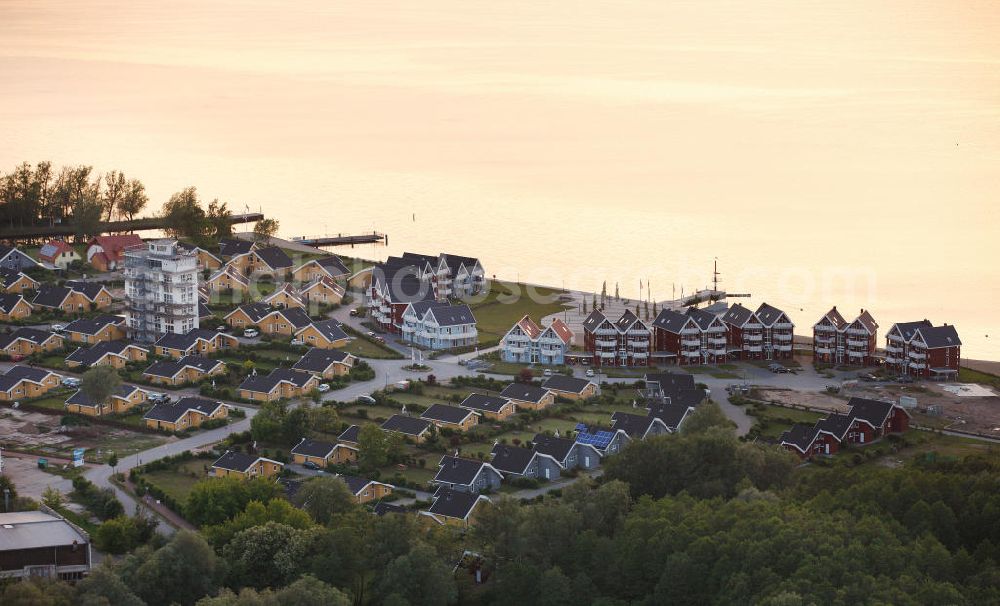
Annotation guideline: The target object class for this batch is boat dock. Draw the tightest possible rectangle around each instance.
[0,212,264,242]
[293,232,387,247]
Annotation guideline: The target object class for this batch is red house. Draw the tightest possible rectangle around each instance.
[86,234,143,271]
[651,307,728,365]
[780,399,909,459]
[721,302,794,361]
[367,258,435,334]
[813,307,879,366]
[885,320,961,379]
[582,309,651,367]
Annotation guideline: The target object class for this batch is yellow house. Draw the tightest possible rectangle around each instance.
[290,438,358,467]
[0,328,64,357]
[206,265,249,294]
[211,450,283,479]
[421,404,480,433]
[541,376,598,400]
[65,384,146,416]
[291,256,349,283]
[143,356,226,386]
[64,315,126,344]
[0,366,62,401]
[238,368,319,402]
[421,488,490,528]
[263,284,304,309]
[499,383,555,411]
[294,320,350,349]
[340,475,393,504]
[459,393,517,422]
[0,270,39,294]
[65,281,113,310]
[153,329,239,359]
[32,285,92,314]
[143,397,229,432]
[249,247,293,279]
[66,340,148,369]
[259,307,313,337]
[291,348,356,378]
[299,277,345,306]
[223,302,272,330]
[347,267,373,291]
[0,294,32,321]
[380,415,433,444]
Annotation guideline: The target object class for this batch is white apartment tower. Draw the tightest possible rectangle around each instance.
[125,239,200,341]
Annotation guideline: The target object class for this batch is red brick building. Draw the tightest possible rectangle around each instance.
[884,320,961,379]
[651,307,728,365]
[582,309,651,367]
[813,307,879,366]
[721,302,794,361]
[780,398,910,460]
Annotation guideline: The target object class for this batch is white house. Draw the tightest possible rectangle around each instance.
[401,301,478,350]
[501,314,574,365]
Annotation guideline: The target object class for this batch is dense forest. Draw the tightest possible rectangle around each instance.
[3,404,1000,605]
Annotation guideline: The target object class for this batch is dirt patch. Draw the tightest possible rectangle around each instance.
[0,453,76,500]
[754,388,851,413]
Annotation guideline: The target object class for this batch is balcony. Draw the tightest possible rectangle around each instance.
[631,352,648,360]
[773,322,794,330]
[744,322,762,329]
[598,351,616,359]
[847,350,866,358]
[681,338,700,347]
[628,328,649,337]
[887,334,904,344]
[815,347,832,355]
[744,333,763,342]
[909,352,926,361]
[774,344,793,352]
[595,338,616,348]
[745,345,763,353]
[814,324,836,333]
[815,337,834,345]
[909,361,925,369]
[680,327,699,336]
[885,355,904,364]
[885,345,903,354]
[682,350,701,358]
[594,328,617,337]
[708,337,727,345]
[710,348,727,356]
[846,338,867,347]
[774,334,793,342]
[846,328,869,336]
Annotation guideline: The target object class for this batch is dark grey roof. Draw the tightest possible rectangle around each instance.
[434,456,491,486]
[254,246,293,270]
[440,254,480,274]
[66,340,143,366]
[63,314,122,336]
[292,347,352,373]
[500,383,549,404]
[144,355,221,379]
[0,327,59,350]
[610,411,658,438]
[542,375,593,394]
[291,438,336,459]
[582,309,609,331]
[340,475,383,496]
[65,384,139,408]
[315,256,350,277]
[401,252,440,267]
[780,424,818,453]
[0,246,40,268]
[847,397,895,428]
[651,309,691,333]
[65,281,108,302]
[373,502,406,516]
[644,372,696,393]
[755,303,790,327]
[815,412,853,440]
[381,414,431,436]
[855,310,878,333]
[531,433,576,463]
[0,366,58,392]
[31,284,71,308]
[490,444,535,474]
[199,302,213,319]
[890,320,933,342]
[422,403,477,425]
[649,401,694,431]
[372,262,434,304]
[277,306,313,330]
[219,238,253,257]
[427,304,476,327]
[721,303,755,327]
[427,487,482,520]
[154,328,227,352]
[615,309,641,331]
[685,307,721,330]
[303,319,349,342]
[338,424,360,443]
[0,293,27,314]
[817,307,848,330]
[212,450,259,472]
[0,268,33,289]
[231,302,273,323]
[917,325,962,348]
[460,393,509,414]
[407,300,450,319]
[240,368,315,393]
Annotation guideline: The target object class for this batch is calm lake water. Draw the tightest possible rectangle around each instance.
[1,1,998,358]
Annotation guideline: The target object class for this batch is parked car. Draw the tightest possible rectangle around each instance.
[145,392,168,404]
[543,369,553,377]
[768,363,789,373]
[374,336,386,343]
[357,394,377,404]
[585,369,595,378]
[302,461,321,471]
[243,328,260,338]
[62,377,81,388]
[317,383,330,393]
[291,337,304,346]
[349,309,360,317]
[366,331,376,338]
[51,324,65,333]
[896,375,916,384]
[859,373,879,382]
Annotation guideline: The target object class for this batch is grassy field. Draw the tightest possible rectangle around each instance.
[140,458,211,506]
[682,366,741,379]
[958,367,1000,387]
[470,281,570,346]
[746,403,826,440]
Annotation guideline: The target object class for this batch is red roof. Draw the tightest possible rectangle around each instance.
[548,318,574,345]
[38,239,74,262]
[515,315,542,339]
[88,235,143,262]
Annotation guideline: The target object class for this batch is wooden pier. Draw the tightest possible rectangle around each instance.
[0,212,264,242]
[294,232,387,247]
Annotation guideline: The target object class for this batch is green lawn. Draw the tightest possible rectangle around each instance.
[470,281,570,346]
[958,367,1000,387]
[140,459,211,506]
[682,366,740,379]
[747,403,825,439]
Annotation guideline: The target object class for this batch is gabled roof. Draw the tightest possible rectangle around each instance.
[31,284,71,308]
[611,411,663,439]
[490,444,537,475]
[297,319,349,342]
[64,281,110,302]
[889,320,933,341]
[380,414,432,436]
[500,382,550,404]
[532,433,589,464]
[425,487,488,521]
[816,306,848,330]
[154,328,234,352]
[87,235,143,261]
[39,240,74,261]
[644,372,696,393]
[460,393,511,414]
[339,475,391,497]
[440,253,481,275]
[226,302,273,324]
[847,397,901,428]
[291,438,337,459]
[721,303,756,327]
[253,247,293,271]
[208,264,249,287]
[292,348,353,374]
[144,355,223,379]
[0,294,29,314]
[542,375,594,395]
[434,455,501,486]
[0,366,59,392]
[0,268,36,290]
[547,318,574,344]
[427,304,476,327]
[338,425,361,443]
[239,368,316,393]
[219,238,254,257]
[271,306,313,330]
[263,283,303,307]
[779,424,819,454]
[649,400,696,431]
[814,412,853,441]
[754,303,790,327]
[199,302,213,319]
[63,314,123,336]
[371,261,434,304]
[406,299,450,319]
[421,404,478,425]
[0,327,61,350]
[916,324,962,348]
[513,315,542,339]
[855,309,878,333]
[615,309,641,331]
[65,384,141,408]
[651,308,690,333]
[212,450,280,473]
[314,256,350,277]
[66,340,146,366]
[582,309,610,332]
[685,307,722,331]
[176,241,223,264]
[301,276,345,297]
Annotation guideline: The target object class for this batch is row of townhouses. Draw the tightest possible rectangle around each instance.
[780,397,911,459]
[500,315,574,365]
[883,320,962,378]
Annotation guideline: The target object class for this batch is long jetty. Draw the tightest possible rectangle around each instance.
[0,212,264,241]
[294,232,387,247]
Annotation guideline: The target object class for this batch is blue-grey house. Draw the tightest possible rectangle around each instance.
[0,246,40,272]
[532,433,602,471]
[432,455,504,494]
[401,301,478,350]
[490,443,563,481]
[500,315,574,365]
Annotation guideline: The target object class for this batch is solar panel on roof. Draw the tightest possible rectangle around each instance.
[575,423,587,431]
